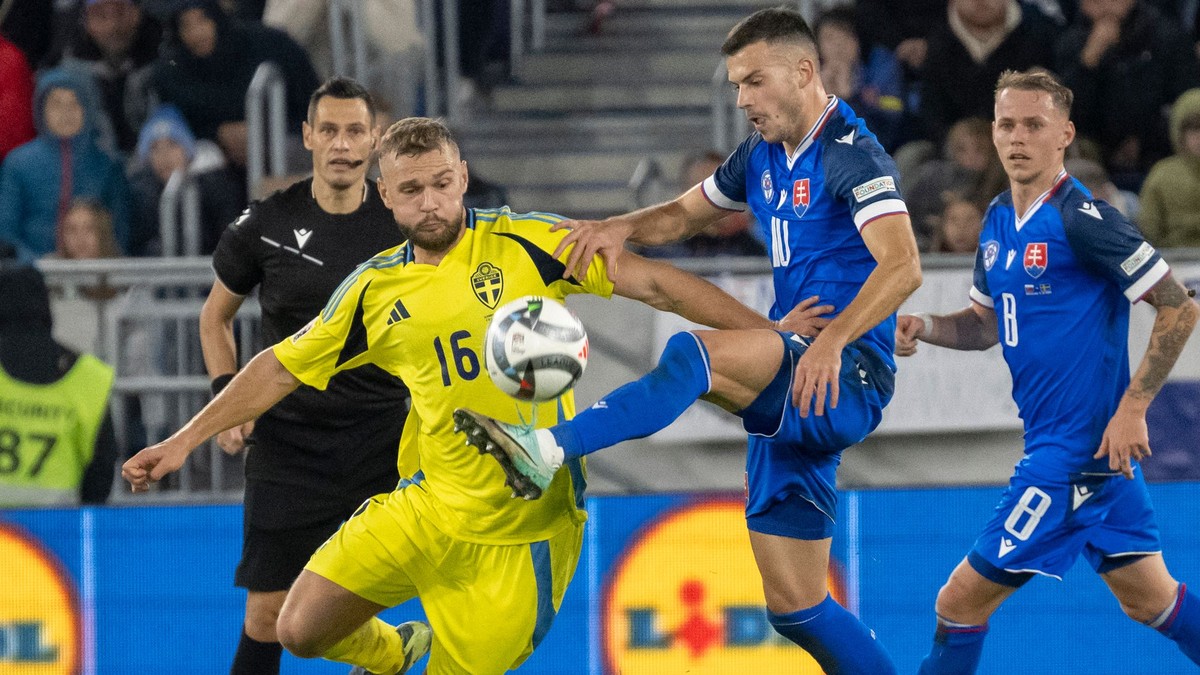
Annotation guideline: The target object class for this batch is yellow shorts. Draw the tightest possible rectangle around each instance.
[306,483,584,675]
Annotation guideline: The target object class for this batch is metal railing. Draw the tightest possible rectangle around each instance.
[158,170,202,257]
[415,0,546,120]
[47,248,1200,504]
[246,62,287,199]
[37,258,260,503]
[329,0,369,83]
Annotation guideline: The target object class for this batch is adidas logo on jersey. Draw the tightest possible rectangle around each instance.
[386,299,411,325]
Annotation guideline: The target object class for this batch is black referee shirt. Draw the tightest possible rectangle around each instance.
[212,178,408,527]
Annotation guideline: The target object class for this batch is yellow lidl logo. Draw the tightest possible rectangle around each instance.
[0,524,79,673]
[603,499,845,674]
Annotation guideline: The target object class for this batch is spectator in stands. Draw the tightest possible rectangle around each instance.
[905,117,1007,251]
[1066,156,1139,219]
[50,199,124,304]
[639,150,766,259]
[816,7,906,151]
[263,0,425,118]
[0,66,131,261]
[128,104,244,256]
[0,0,56,68]
[56,198,121,261]
[0,34,35,163]
[1138,88,1200,248]
[920,0,1060,144]
[855,0,946,74]
[152,0,319,169]
[54,0,161,156]
[456,0,511,112]
[0,264,116,507]
[931,191,985,253]
[1055,0,1200,185]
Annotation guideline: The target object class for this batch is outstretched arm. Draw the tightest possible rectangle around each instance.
[1095,274,1199,479]
[610,251,774,330]
[121,349,301,492]
[552,185,729,280]
[895,303,1000,356]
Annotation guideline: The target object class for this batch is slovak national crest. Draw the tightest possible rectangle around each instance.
[792,178,811,219]
[471,262,504,308]
[1024,243,1048,279]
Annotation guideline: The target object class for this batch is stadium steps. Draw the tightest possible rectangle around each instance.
[454,1,754,218]
[490,81,710,114]
[513,48,718,85]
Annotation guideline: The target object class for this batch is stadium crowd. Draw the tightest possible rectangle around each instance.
[3,0,1200,265]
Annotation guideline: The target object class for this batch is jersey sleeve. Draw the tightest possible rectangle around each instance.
[271,266,378,390]
[1062,200,1168,303]
[211,204,264,295]
[822,132,908,232]
[970,242,994,309]
[701,133,761,211]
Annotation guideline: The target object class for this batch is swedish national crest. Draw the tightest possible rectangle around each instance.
[471,262,504,308]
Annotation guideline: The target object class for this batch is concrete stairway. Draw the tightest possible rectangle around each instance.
[456,1,767,219]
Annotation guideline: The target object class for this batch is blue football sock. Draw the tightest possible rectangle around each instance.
[767,594,897,675]
[549,331,710,460]
[1153,583,1200,665]
[917,617,988,675]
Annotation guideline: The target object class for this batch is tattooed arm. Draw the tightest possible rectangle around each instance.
[1094,274,1200,478]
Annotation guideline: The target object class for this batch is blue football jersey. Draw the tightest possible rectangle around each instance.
[971,171,1169,474]
[703,97,908,368]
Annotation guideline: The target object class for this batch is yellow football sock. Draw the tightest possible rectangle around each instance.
[322,617,404,674]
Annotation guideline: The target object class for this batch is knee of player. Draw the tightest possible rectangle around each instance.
[244,608,280,642]
[275,613,324,659]
[933,580,976,623]
[1118,593,1173,625]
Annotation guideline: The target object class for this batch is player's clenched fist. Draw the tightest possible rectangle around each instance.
[121,442,189,492]
[894,314,927,357]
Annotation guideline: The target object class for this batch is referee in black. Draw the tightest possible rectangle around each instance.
[199,78,409,675]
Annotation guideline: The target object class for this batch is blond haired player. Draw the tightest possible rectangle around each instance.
[122,117,826,673]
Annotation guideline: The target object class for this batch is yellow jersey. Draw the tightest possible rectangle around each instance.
[273,207,614,545]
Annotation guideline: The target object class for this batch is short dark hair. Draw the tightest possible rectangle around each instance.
[307,77,376,124]
[379,117,460,160]
[721,6,817,57]
[995,69,1073,115]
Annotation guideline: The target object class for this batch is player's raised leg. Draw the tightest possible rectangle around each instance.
[454,328,782,497]
[276,570,430,675]
[1103,554,1200,665]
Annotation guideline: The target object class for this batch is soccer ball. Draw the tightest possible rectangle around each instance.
[484,296,588,402]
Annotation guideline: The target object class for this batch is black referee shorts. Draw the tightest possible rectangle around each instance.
[234,515,346,592]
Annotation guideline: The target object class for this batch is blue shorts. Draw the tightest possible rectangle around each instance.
[741,333,894,539]
[968,464,1162,587]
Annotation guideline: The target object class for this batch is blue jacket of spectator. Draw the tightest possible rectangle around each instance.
[0,66,131,260]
